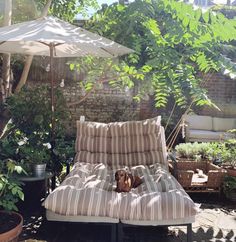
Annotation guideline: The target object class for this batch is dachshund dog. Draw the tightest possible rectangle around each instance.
[115,169,142,193]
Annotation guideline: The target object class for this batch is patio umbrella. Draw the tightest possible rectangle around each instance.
[0,16,133,141]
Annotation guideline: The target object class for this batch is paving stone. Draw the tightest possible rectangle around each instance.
[19,200,236,242]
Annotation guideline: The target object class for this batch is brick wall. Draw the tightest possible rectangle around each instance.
[199,73,236,117]
[28,57,142,136]
[27,58,236,136]
[61,83,141,136]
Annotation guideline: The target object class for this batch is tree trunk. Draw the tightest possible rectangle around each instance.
[1,0,12,102]
[15,0,53,93]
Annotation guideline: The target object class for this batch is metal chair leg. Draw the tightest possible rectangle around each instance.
[111,223,116,242]
[117,223,123,242]
[187,223,192,242]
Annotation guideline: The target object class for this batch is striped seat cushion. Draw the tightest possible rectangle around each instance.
[43,162,198,220]
[109,134,160,153]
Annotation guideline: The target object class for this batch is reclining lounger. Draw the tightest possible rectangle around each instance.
[43,117,198,242]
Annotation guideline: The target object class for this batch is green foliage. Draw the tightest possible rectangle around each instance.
[205,139,236,167]
[86,0,236,108]
[223,175,236,199]
[219,139,236,167]
[0,0,38,26]
[0,159,24,211]
[0,130,21,161]
[53,138,75,162]
[5,85,69,174]
[0,0,99,25]
[176,138,236,166]
[69,56,143,95]
[175,142,212,160]
[18,143,50,165]
[33,0,99,22]
[6,85,68,142]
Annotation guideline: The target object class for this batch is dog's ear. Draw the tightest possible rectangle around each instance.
[133,176,142,188]
[124,172,129,184]
[115,171,119,181]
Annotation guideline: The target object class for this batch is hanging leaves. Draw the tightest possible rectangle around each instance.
[84,0,236,108]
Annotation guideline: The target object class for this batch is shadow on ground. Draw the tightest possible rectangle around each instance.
[19,193,236,242]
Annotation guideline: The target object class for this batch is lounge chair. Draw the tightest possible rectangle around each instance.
[43,117,198,242]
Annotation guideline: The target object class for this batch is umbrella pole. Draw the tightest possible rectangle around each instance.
[49,43,56,186]
[49,44,55,148]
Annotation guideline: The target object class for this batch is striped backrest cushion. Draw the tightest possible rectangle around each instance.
[75,121,108,153]
[109,116,161,137]
[75,116,168,167]
[75,121,109,164]
[108,117,167,167]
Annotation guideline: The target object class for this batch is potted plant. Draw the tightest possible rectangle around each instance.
[221,139,236,177]
[175,142,212,161]
[170,142,211,178]
[6,85,69,177]
[31,148,50,177]
[19,143,50,177]
[0,159,24,242]
[223,175,236,202]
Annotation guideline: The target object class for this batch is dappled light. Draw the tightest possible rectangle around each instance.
[0,17,133,57]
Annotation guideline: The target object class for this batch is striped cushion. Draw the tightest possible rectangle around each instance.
[75,121,108,153]
[109,116,161,136]
[76,136,108,153]
[75,151,108,164]
[43,163,198,220]
[109,151,166,167]
[76,121,108,137]
[75,116,167,167]
[109,134,160,153]
[44,117,197,222]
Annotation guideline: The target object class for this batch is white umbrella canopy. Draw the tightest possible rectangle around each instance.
[0,16,133,57]
[0,16,133,143]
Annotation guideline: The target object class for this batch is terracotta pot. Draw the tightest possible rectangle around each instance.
[0,211,23,242]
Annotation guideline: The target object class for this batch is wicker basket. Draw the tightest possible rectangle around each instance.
[170,160,227,192]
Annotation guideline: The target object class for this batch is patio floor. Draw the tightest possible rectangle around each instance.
[19,194,236,242]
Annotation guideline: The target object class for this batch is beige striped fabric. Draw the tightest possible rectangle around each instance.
[74,116,167,167]
[75,121,109,164]
[109,134,160,153]
[43,162,198,220]
[44,117,197,221]
[75,121,108,153]
[109,117,161,137]
[110,151,166,167]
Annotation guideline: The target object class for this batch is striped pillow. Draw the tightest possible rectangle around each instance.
[109,150,166,167]
[75,116,167,167]
[74,151,109,164]
[75,121,108,153]
[108,118,167,167]
[109,116,161,137]
[109,134,161,153]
